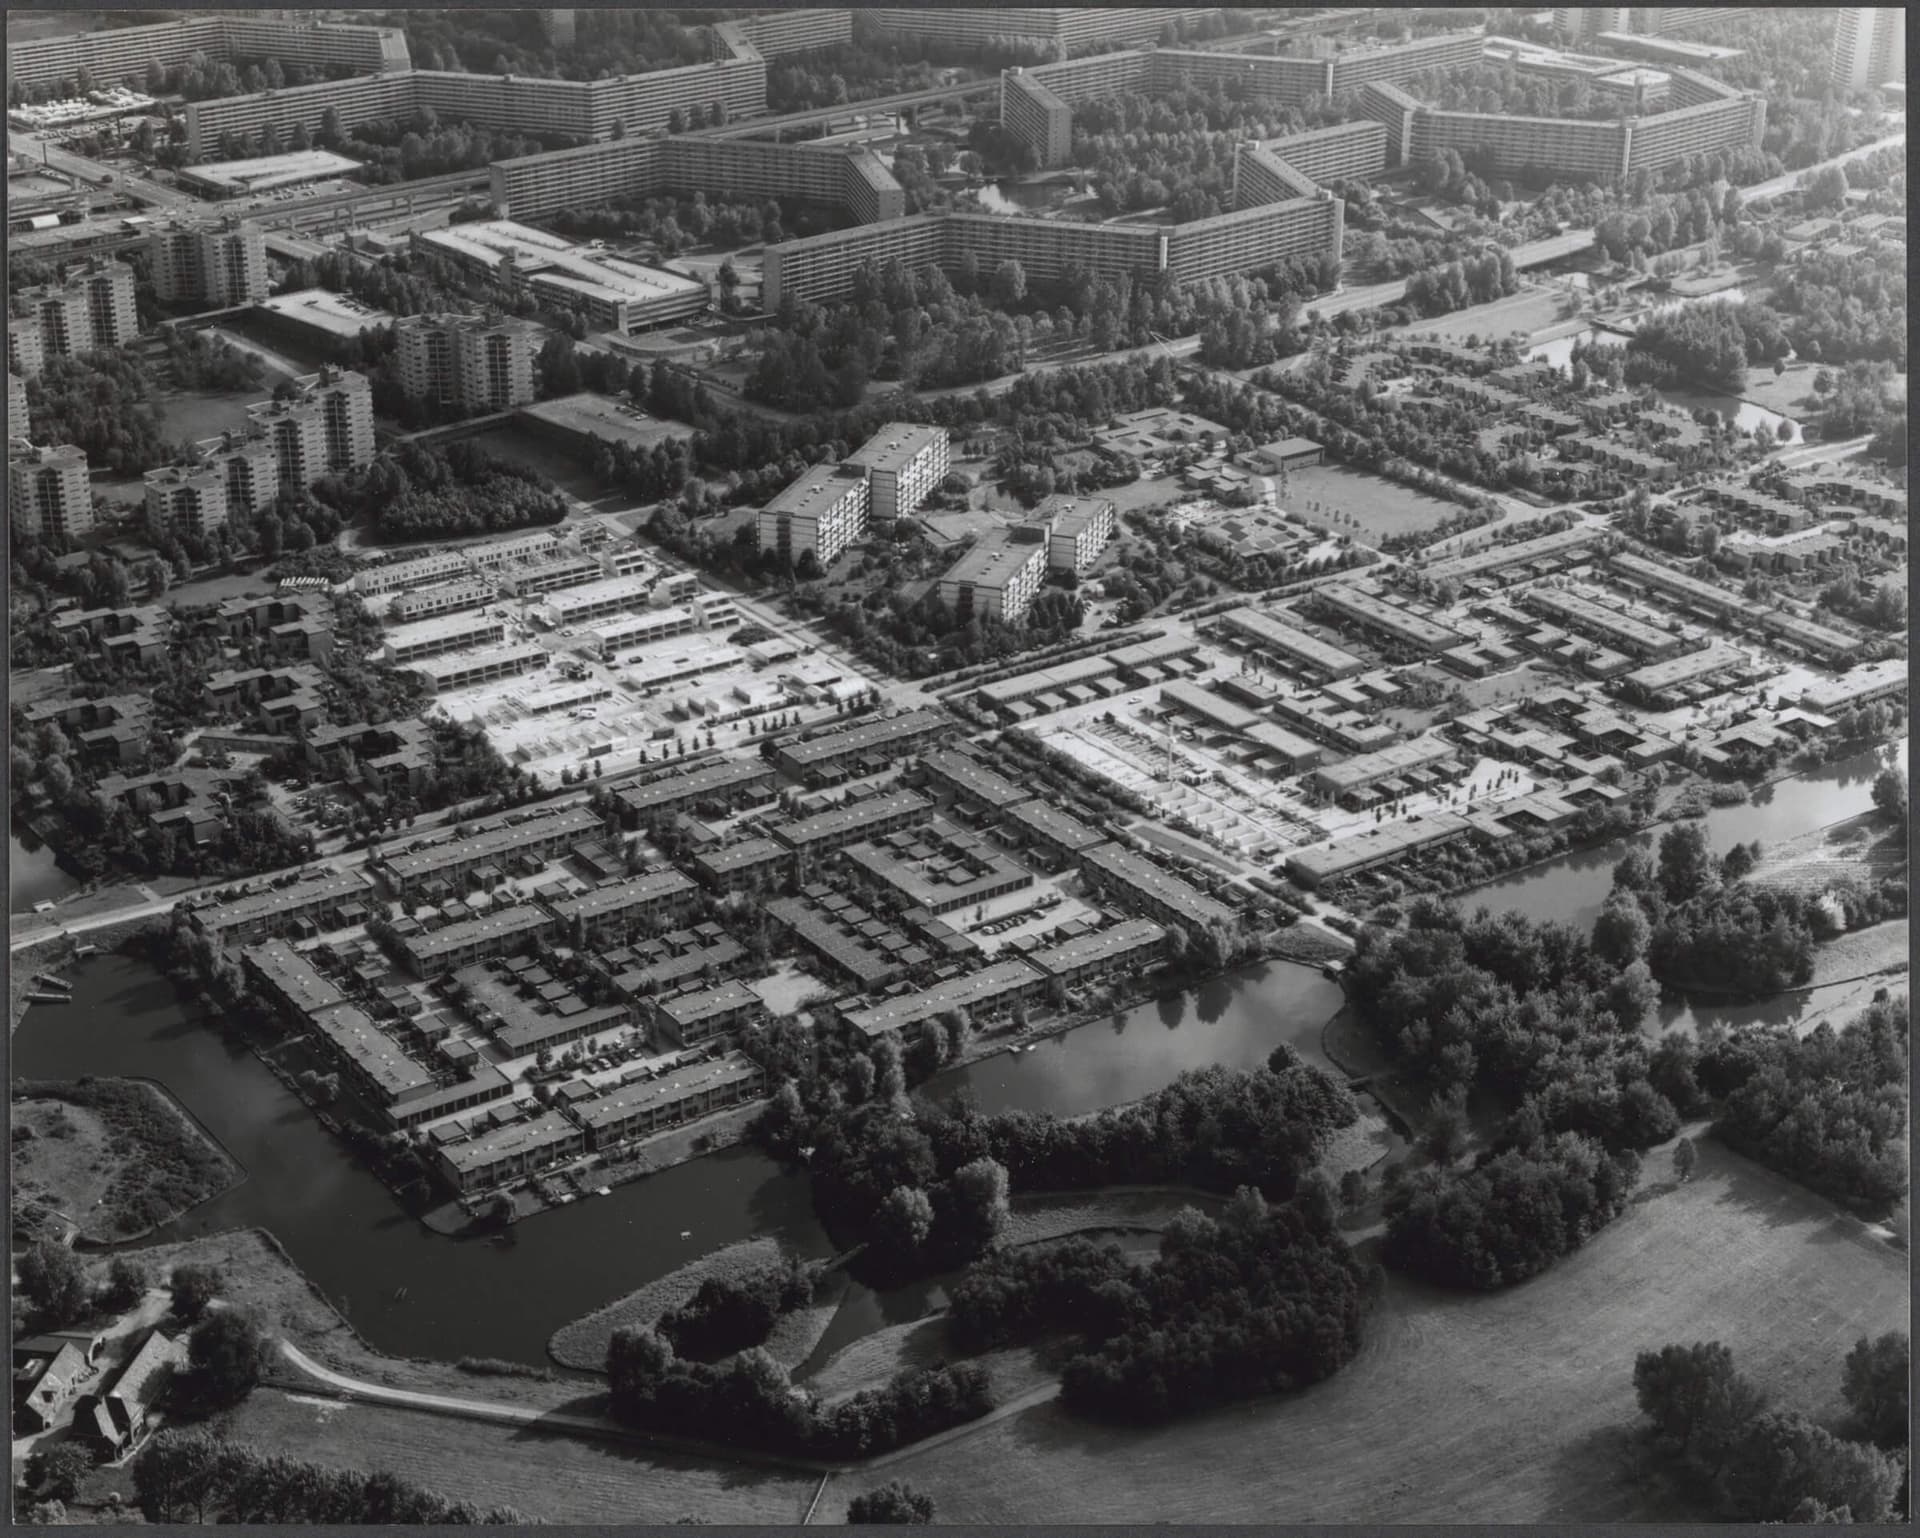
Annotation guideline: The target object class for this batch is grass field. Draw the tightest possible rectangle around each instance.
[843,1135,1908,1524]
[1278,463,1458,544]
[221,1391,816,1525]
[151,387,274,447]
[1392,285,1575,346]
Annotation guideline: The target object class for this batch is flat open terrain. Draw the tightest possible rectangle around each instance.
[222,1390,816,1526]
[1279,462,1458,544]
[843,1136,1908,1524]
[1392,285,1575,345]
[151,385,279,447]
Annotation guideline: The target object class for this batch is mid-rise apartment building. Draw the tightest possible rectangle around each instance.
[9,442,92,544]
[939,524,1049,625]
[146,217,269,307]
[1038,494,1116,575]
[1001,69,1074,168]
[756,462,871,567]
[244,368,376,491]
[1553,7,1632,42]
[7,372,27,435]
[7,260,139,378]
[846,423,949,525]
[394,311,541,413]
[1830,7,1905,91]
[142,461,229,542]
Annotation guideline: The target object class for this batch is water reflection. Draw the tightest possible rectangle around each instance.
[10,828,80,914]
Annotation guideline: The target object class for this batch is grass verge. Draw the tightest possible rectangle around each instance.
[547,1235,791,1372]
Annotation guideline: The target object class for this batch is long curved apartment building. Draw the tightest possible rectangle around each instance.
[9,14,410,94]
[489,134,904,226]
[1360,66,1765,179]
[176,13,853,160]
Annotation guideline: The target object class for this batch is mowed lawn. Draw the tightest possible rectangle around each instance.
[839,1138,1908,1525]
[227,1391,817,1526]
[1279,462,1459,544]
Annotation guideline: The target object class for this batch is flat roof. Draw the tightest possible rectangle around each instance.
[615,757,776,813]
[842,957,1041,1038]
[192,868,373,932]
[1317,585,1466,651]
[1026,917,1165,977]
[657,977,760,1024]
[775,788,929,850]
[179,149,363,192]
[778,709,948,768]
[518,392,694,448]
[438,1107,580,1173]
[1081,842,1236,929]
[1288,811,1477,883]
[695,835,789,875]
[848,421,946,475]
[765,459,869,517]
[570,1054,763,1131]
[547,867,696,920]
[405,903,555,962]
[920,746,1028,809]
[420,220,704,307]
[380,807,602,882]
[410,641,549,682]
[242,937,347,1015]
[256,286,394,337]
[1310,733,1456,793]
[1214,606,1366,675]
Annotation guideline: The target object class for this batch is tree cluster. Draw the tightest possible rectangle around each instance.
[1347,896,1677,1150]
[1633,1337,1905,1522]
[1690,994,1908,1210]
[1382,1130,1640,1289]
[606,1329,991,1458]
[655,1256,815,1363]
[950,1186,1367,1423]
[312,439,567,542]
[22,351,171,475]
[134,1427,533,1524]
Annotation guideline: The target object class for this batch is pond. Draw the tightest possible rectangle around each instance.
[10,827,80,914]
[970,179,1062,216]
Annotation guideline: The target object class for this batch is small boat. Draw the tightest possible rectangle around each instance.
[393,1286,409,1301]
[34,973,71,990]
[25,993,67,1004]
[75,944,99,957]
[679,1229,692,1238]
[1005,1044,1022,1056]
[558,1192,576,1204]
[594,1186,612,1197]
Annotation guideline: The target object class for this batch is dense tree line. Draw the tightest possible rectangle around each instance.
[606,1329,991,1457]
[949,1186,1367,1422]
[134,1428,532,1524]
[1382,1130,1639,1289]
[1624,300,1791,393]
[312,439,566,541]
[1347,897,1679,1150]
[1685,994,1908,1210]
[547,192,788,256]
[656,1256,816,1363]
[1634,1336,1906,1522]
[1608,826,1819,994]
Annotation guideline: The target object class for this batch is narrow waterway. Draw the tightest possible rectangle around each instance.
[1463,740,1906,934]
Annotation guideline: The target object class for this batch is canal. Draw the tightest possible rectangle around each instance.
[12,948,1346,1366]
[13,742,1903,1366]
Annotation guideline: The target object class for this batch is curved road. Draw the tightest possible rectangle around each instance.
[275,1338,1060,1476]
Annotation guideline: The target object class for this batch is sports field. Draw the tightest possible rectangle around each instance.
[832,1136,1908,1524]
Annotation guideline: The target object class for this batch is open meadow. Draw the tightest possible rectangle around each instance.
[841,1136,1908,1524]
[1278,462,1459,544]
[218,1391,818,1526]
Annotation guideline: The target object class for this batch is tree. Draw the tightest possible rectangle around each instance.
[1840,1332,1908,1449]
[186,1309,268,1410]
[1672,1136,1697,1184]
[1717,1410,1902,1523]
[24,1444,94,1505]
[1870,767,1906,823]
[847,1482,935,1524]
[1593,893,1652,966]
[1633,1341,1766,1470]
[943,1156,1011,1256]
[18,1240,91,1327]
[1423,1085,1470,1163]
[1656,823,1717,904]
[100,1255,150,1312]
[169,1264,223,1324]
[873,1185,935,1257]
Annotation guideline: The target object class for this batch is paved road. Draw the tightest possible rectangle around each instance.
[1740,133,1907,202]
